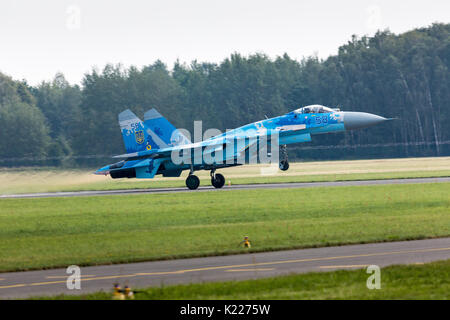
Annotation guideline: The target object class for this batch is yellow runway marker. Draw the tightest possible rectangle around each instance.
[134,270,187,276]
[130,247,450,276]
[319,265,369,269]
[0,284,27,289]
[28,274,137,287]
[46,275,95,279]
[226,268,274,272]
[1,246,449,290]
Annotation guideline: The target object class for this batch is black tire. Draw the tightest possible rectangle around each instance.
[211,173,225,188]
[186,175,200,190]
[279,160,289,171]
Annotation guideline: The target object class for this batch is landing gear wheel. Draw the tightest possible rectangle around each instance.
[279,160,289,171]
[279,144,289,171]
[186,175,200,190]
[211,173,225,189]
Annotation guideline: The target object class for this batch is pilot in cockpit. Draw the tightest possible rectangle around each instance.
[294,105,335,114]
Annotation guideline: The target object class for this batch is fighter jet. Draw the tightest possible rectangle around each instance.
[95,105,392,190]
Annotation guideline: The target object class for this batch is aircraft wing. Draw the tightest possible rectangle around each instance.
[112,133,265,161]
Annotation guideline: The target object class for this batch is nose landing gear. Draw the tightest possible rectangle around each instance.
[279,144,289,171]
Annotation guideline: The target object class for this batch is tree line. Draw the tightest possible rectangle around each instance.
[0,23,449,167]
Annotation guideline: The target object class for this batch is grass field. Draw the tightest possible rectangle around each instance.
[0,183,449,272]
[36,259,450,300]
[1,156,450,194]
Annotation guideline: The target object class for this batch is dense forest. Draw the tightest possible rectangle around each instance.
[0,23,449,167]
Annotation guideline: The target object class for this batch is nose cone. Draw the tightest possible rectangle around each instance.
[343,112,389,130]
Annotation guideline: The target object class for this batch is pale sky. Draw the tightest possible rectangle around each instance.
[0,0,449,85]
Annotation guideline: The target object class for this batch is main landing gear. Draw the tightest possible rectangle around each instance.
[279,144,289,171]
[185,169,225,190]
[186,174,200,190]
[210,170,225,189]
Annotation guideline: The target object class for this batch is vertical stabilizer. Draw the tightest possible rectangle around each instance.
[118,109,160,153]
[144,108,191,147]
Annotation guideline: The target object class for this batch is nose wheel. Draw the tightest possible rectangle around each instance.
[211,170,225,189]
[279,144,289,171]
[279,160,289,171]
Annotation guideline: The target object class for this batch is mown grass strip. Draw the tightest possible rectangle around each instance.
[0,183,449,272]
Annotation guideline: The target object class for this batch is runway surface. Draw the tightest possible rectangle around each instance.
[1,177,450,199]
[1,237,449,299]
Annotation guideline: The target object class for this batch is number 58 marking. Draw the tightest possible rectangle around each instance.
[315,116,328,124]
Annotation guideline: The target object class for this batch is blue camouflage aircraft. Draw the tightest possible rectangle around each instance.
[95,105,392,190]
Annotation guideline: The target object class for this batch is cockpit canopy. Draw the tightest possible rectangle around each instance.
[293,105,336,114]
